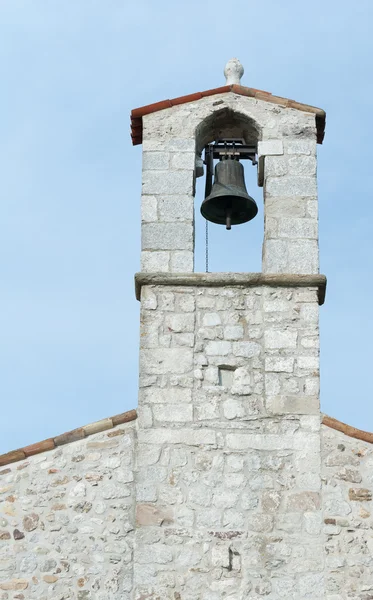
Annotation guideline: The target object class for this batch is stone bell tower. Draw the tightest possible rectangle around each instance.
[131,59,327,600]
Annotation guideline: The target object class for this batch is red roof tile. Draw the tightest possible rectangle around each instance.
[130,84,326,146]
[0,409,137,467]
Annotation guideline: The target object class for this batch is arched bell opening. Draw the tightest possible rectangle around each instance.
[194,108,264,273]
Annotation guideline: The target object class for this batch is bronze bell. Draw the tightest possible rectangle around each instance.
[201,158,258,230]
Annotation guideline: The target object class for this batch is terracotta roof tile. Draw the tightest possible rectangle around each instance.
[130,84,326,146]
[0,409,138,467]
[23,439,55,457]
[322,415,373,444]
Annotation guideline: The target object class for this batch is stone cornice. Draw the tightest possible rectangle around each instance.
[135,272,327,305]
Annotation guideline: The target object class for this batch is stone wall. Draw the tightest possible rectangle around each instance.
[135,281,324,599]
[0,422,136,600]
[321,423,373,600]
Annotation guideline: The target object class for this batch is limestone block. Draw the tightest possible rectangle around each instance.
[142,223,193,251]
[211,544,231,568]
[141,250,170,272]
[170,251,194,272]
[267,395,319,415]
[266,176,317,197]
[265,196,308,217]
[142,137,195,152]
[172,332,194,347]
[141,195,158,222]
[247,513,274,532]
[300,303,319,323]
[264,329,297,349]
[307,199,318,218]
[137,405,153,428]
[142,170,194,196]
[140,387,192,404]
[136,543,173,564]
[223,508,246,528]
[258,140,284,156]
[261,490,281,513]
[223,398,245,420]
[297,356,319,370]
[287,240,319,274]
[263,239,288,272]
[300,415,320,432]
[158,195,194,221]
[177,293,195,312]
[264,155,288,177]
[138,429,216,446]
[189,485,212,506]
[288,154,317,176]
[226,433,295,451]
[263,298,290,312]
[265,357,294,373]
[285,139,316,155]
[231,366,252,395]
[195,398,220,421]
[202,312,221,326]
[164,313,195,333]
[136,504,173,526]
[142,151,170,170]
[286,491,321,512]
[233,341,261,358]
[152,404,193,423]
[299,575,324,600]
[224,325,244,340]
[303,511,322,535]
[204,365,219,384]
[277,218,318,239]
[141,287,157,310]
[205,341,232,356]
[140,348,193,374]
[171,152,196,170]
[264,216,278,238]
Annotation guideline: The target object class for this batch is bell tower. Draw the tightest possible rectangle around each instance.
[131,60,327,600]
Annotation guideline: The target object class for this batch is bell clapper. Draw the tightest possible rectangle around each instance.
[226,208,232,230]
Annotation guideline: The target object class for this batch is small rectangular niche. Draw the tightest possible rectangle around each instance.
[218,365,236,388]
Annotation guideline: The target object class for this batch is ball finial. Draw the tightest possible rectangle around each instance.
[224,58,244,85]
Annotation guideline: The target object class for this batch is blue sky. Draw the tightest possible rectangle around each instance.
[1,0,372,453]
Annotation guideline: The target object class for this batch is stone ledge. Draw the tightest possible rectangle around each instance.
[135,272,327,305]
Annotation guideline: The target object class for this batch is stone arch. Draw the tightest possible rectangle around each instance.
[195,107,262,154]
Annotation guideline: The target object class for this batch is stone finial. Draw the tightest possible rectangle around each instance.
[224,58,244,85]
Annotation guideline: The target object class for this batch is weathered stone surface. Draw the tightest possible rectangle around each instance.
[142,151,170,170]
[1,423,136,599]
[142,223,193,251]
[0,580,28,591]
[142,169,194,196]
[287,491,321,511]
[348,487,372,501]
[258,139,284,156]
[22,513,39,532]
[13,529,24,540]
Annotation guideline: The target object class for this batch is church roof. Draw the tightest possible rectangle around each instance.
[0,412,371,469]
[0,409,137,469]
[130,84,326,146]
